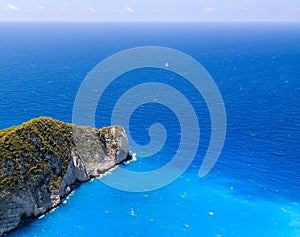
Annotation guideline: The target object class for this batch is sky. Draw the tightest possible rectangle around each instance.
[0,0,300,22]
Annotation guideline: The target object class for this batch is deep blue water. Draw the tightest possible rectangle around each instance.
[1,23,300,236]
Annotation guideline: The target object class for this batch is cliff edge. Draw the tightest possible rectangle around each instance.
[0,117,131,236]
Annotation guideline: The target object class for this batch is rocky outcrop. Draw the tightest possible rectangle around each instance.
[0,117,131,236]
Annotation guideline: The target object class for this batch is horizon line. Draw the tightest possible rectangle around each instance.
[0,19,300,23]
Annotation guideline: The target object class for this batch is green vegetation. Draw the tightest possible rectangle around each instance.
[0,117,117,198]
[0,117,76,197]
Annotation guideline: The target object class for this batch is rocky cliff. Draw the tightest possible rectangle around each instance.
[0,117,131,236]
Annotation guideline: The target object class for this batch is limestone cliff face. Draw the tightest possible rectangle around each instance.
[0,117,131,236]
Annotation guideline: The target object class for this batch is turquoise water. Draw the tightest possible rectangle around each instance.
[9,172,300,237]
[1,23,300,236]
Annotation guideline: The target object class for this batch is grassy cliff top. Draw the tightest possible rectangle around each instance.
[0,117,77,196]
[0,117,124,198]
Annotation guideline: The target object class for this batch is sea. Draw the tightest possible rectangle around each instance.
[0,22,299,237]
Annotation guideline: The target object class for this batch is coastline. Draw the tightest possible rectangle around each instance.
[0,117,131,236]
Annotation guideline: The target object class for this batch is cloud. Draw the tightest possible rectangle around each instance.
[3,3,19,11]
[154,9,163,14]
[203,6,216,13]
[124,4,135,13]
[240,6,249,11]
[88,7,97,13]
[36,6,45,11]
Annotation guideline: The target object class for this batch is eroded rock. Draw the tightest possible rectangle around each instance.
[0,117,131,236]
